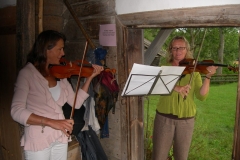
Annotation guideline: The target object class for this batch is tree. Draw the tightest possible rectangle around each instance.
[218,28,224,74]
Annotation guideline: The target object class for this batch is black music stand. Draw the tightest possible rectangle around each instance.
[121,63,185,96]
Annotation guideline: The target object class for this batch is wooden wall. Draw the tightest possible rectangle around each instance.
[0,6,23,160]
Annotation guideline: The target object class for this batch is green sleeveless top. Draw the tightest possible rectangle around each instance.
[156,69,208,118]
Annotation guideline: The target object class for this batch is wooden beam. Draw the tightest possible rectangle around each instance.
[144,29,173,65]
[125,28,144,160]
[115,18,129,160]
[117,4,240,28]
[16,0,36,70]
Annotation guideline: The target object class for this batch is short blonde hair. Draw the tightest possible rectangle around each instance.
[167,36,193,63]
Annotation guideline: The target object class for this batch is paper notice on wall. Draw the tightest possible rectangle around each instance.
[99,24,116,46]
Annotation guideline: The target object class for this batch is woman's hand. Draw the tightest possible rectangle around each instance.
[205,66,218,78]
[81,64,104,93]
[26,114,74,137]
[45,118,74,137]
[90,64,104,78]
[174,84,191,98]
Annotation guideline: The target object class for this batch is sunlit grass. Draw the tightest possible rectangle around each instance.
[144,82,238,160]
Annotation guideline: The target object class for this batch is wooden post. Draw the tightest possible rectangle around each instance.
[38,0,43,33]
[125,28,144,160]
[232,28,240,160]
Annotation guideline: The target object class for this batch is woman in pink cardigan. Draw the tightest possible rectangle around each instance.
[11,30,103,160]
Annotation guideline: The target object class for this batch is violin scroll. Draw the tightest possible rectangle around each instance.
[227,65,239,73]
[179,58,239,75]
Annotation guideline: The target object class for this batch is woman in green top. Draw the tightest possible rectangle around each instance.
[152,36,218,160]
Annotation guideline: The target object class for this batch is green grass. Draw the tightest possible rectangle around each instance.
[144,82,238,160]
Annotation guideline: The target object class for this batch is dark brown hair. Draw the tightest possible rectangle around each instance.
[27,30,66,76]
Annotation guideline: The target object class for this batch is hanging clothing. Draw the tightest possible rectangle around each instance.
[76,126,108,160]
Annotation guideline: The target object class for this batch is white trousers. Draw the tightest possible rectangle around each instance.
[24,141,68,160]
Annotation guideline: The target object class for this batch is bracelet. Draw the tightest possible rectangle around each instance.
[41,118,45,133]
[205,76,211,79]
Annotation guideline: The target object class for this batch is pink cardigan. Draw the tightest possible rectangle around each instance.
[11,63,89,151]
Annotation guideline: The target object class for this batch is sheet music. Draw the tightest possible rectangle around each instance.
[121,63,185,96]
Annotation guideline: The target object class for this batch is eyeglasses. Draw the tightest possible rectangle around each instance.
[171,47,186,51]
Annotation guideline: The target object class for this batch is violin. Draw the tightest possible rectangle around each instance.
[179,58,238,75]
[49,58,94,79]
[49,58,116,79]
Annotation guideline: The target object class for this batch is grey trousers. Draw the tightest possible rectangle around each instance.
[152,112,194,160]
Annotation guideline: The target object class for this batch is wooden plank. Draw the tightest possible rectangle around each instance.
[117,4,240,28]
[233,77,240,159]
[41,0,65,32]
[232,31,240,160]
[43,15,64,31]
[43,0,65,16]
[0,7,20,160]
[125,28,144,160]
[0,6,16,27]
[115,18,129,160]
[16,0,36,69]
[71,0,115,17]
[0,34,21,160]
[144,29,173,65]
[38,0,43,33]
[0,6,16,35]
[67,0,96,3]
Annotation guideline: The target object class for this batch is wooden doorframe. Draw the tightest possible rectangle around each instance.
[118,4,240,159]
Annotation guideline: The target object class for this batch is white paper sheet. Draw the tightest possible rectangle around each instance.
[99,24,116,46]
[121,63,185,96]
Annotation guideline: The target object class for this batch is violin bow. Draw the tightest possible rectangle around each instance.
[70,41,89,119]
[184,33,206,100]
[183,54,199,100]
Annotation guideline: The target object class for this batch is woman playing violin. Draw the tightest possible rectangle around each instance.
[152,36,218,160]
[11,30,103,160]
